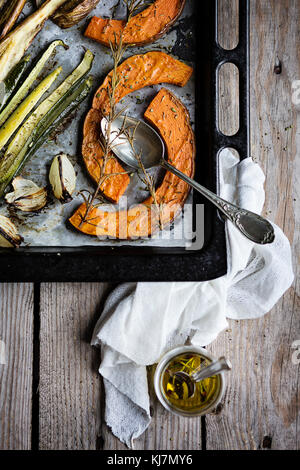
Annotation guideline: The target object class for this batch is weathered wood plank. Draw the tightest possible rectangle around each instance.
[39,281,202,451]
[102,411,201,450]
[39,283,111,450]
[102,369,202,450]
[205,0,300,450]
[38,0,299,451]
[0,283,34,450]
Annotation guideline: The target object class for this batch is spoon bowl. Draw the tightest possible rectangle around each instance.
[168,356,232,400]
[101,115,164,170]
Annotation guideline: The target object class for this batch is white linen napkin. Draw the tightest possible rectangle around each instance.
[91,149,294,447]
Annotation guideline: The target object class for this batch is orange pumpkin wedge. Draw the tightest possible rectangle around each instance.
[85,0,186,47]
[82,51,193,203]
[70,88,195,238]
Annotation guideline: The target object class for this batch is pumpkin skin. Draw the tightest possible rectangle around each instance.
[82,51,193,203]
[70,88,195,238]
[85,0,186,47]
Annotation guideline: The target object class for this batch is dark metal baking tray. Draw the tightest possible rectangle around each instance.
[0,0,249,282]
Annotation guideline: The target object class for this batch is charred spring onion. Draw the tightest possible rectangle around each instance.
[0,40,66,127]
[0,66,62,152]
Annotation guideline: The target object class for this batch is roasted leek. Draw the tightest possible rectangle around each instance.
[0,0,27,40]
[0,66,62,152]
[0,0,69,81]
[5,50,93,162]
[0,40,66,127]
[0,55,30,112]
[0,77,93,196]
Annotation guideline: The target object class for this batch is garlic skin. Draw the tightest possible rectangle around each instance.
[5,177,47,212]
[49,154,76,203]
[0,215,23,248]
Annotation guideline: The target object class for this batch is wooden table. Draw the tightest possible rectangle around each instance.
[0,0,299,450]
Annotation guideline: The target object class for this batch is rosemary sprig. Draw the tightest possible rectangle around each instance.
[124,122,163,230]
[79,33,128,227]
[124,0,154,22]
[79,0,157,230]
[110,0,122,17]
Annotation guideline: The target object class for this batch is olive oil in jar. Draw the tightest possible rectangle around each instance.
[161,352,221,414]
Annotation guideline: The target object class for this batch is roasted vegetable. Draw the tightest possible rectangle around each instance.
[0,77,93,197]
[0,66,62,152]
[1,49,93,172]
[0,40,66,127]
[53,0,100,29]
[0,55,30,112]
[0,214,23,247]
[93,52,193,112]
[82,51,193,202]
[85,0,186,47]
[49,154,76,202]
[70,88,195,238]
[0,0,68,82]
[5,177,47,212]
[0,0,27,40]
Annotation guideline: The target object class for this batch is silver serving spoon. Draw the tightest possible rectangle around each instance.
[101,116,275,244]
[168,356,232,400]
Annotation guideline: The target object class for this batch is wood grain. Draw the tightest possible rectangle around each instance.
[219,62,240,136]
[102,369,202,450]
[1,0,299,452]
[218,0,239,50]
[39,283,111,450]
[102,410,202,450]
[38,282,202,451]
[0,283,33,450]
[205,0,300,450]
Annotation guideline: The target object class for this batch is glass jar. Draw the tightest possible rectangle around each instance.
[154,345,226,417]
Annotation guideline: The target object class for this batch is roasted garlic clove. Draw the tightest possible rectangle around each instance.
[5,177,47,212]
[49,154,76,203]
[0,214,23,248]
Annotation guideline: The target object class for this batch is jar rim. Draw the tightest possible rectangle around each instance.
[153,345,226,417]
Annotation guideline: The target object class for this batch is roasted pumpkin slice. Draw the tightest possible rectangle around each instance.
[82,51,193,203]
[70,88,195,238]
[82,107,130,203]
[92,51,193,112]
[85,0,186,47]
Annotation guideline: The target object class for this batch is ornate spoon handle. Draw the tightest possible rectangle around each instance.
[160,159,275,245]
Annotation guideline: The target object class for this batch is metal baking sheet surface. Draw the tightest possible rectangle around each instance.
[0,0,195,248]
